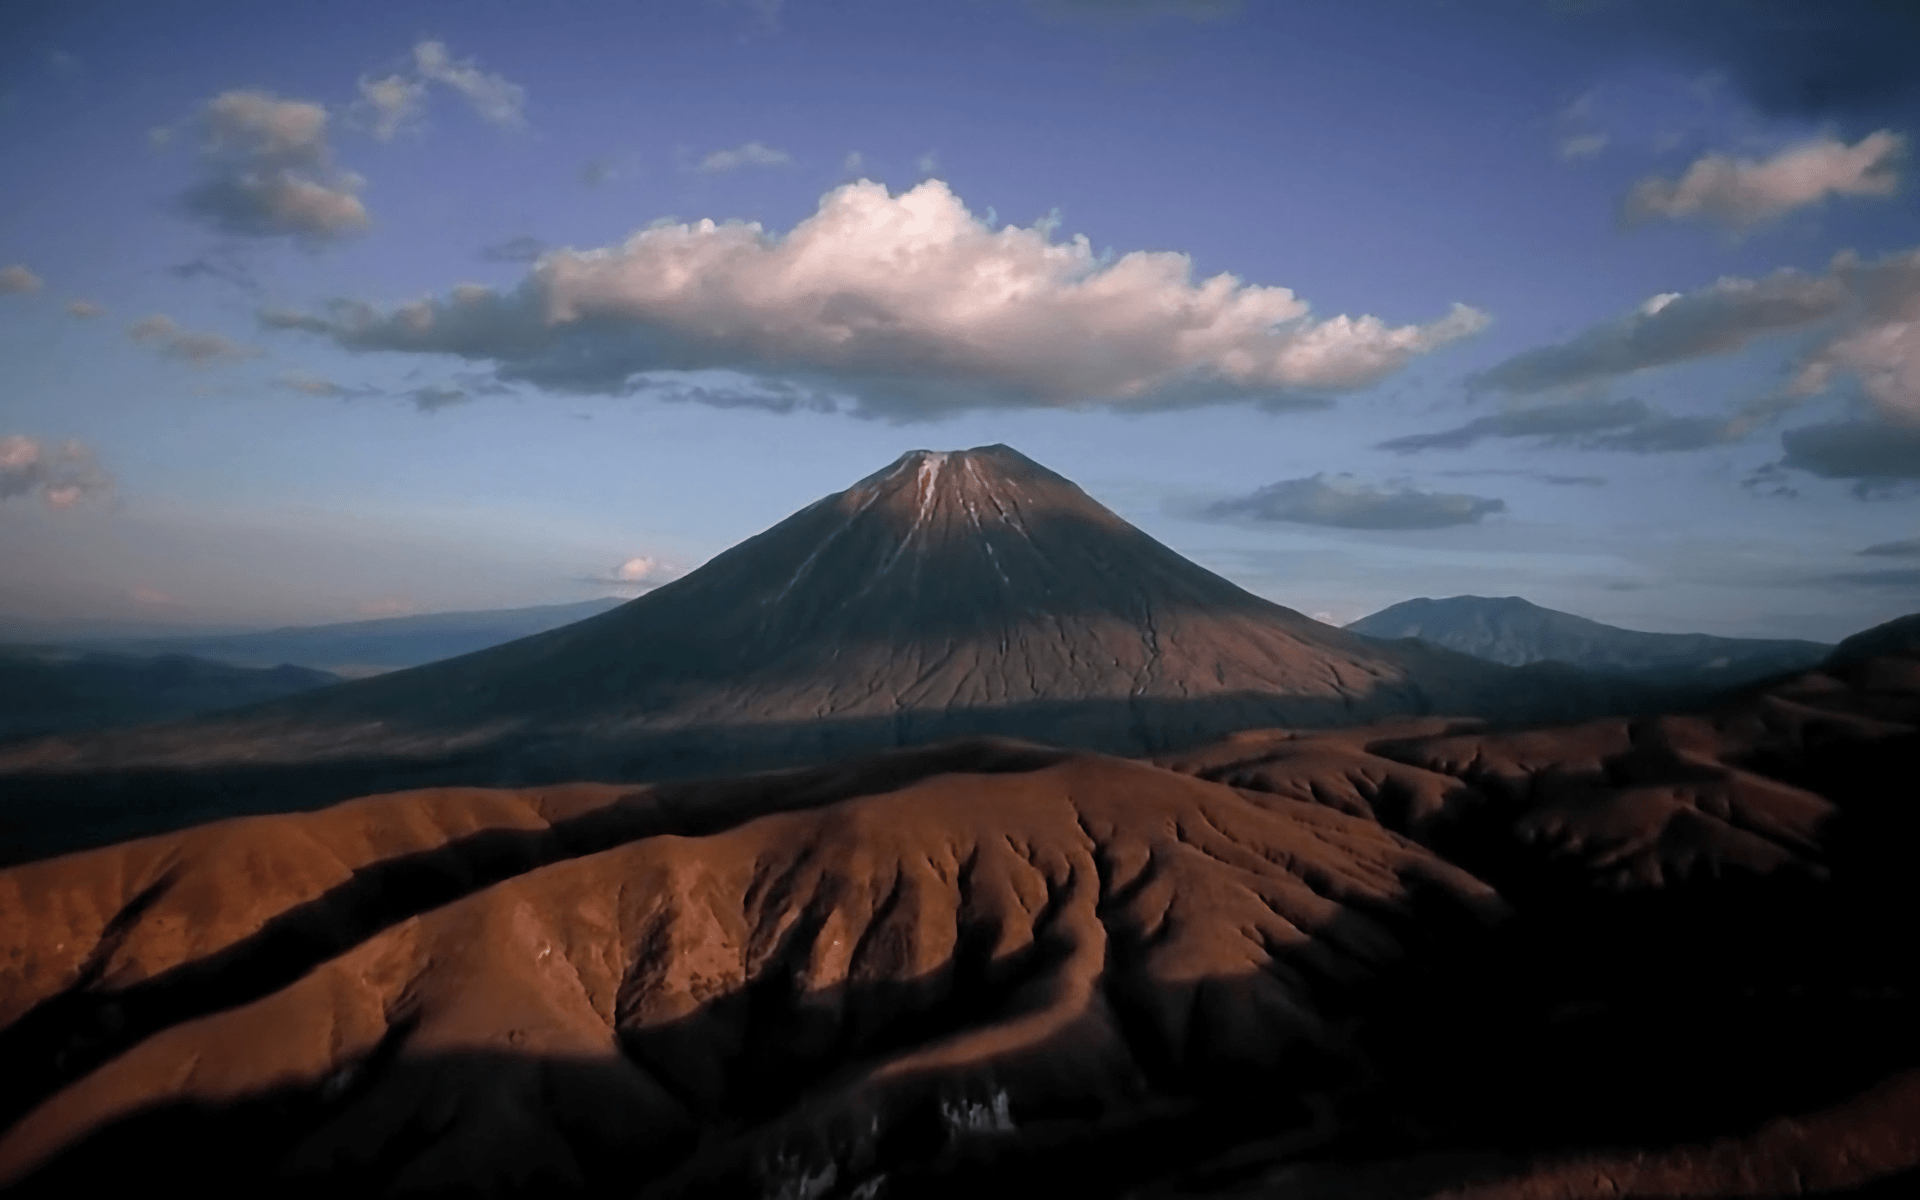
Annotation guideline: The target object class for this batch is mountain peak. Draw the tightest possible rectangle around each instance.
[830,443,1120,546]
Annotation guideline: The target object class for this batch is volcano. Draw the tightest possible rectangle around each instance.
[0,445,1649,861]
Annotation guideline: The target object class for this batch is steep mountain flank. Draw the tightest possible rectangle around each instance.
[1,447,1656,863]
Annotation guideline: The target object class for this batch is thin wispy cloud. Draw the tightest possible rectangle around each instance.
[67,300,104,318]
[1559,133,1608,160]
[407,384,472,412]
[478,235,546,263]
[129,314,261,365]
[1200,474,1507,530]
[353,72,427,141]
[413,41,527,130]
[693,141,792,174]
[278,371,380,399]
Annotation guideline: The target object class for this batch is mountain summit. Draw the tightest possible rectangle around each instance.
[250,442,1434,738]
[0,446,1649,857]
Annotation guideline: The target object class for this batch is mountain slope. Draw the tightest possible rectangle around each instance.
[0,447,1665,862]
[1345,594,1831,682]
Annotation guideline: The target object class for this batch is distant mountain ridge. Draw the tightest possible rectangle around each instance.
[1344,595,1832,684]
[53,598,628,676]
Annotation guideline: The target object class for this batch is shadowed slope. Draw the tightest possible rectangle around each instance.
[0,750,1504,1196]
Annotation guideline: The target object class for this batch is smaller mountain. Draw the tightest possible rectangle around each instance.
[1345,595,1831,687]
[53,598,627,677]
[0,647,341,742]
[1827,611,1920,667]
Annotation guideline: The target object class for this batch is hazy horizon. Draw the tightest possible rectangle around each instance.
[5,0,1919,644]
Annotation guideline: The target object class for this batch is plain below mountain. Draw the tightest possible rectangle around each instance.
[1345,594,1831,687]
[0,647,341,743]
[51,598,628,677]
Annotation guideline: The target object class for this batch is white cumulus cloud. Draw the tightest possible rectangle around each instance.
[585,556,683,594]
[260,179,1489,420]
[1623,130,1905,230]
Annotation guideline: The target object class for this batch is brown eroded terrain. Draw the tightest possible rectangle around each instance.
[1,616,1916,1198]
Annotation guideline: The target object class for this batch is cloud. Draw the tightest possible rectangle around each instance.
[580,154,638,187]
[177,90,369,243]
[354,73,427,141]
[258,179,1490,420]
[1781,248,1920,423]
[67,300,104,318]
[0,435,114,509]
[1622,131,1905,230]
[413,41,527,130]
[279,371,380,399]
[1201,473,1507,530]
[407,384,471,412]
[1559,133,1608,160]
[1740,461,1801,499]
[584,555,682,594]
[1860,537,1920,558]
[0,265,43,295]
[1437,467,1607,486]
[1582,412,1736,453]
[694,141,792,174]
[842,151,864,174]
[1566,0,1920,121]
[167,244,263,295]
[478,235,546,263]
[1780,418,1920,483]
[129,314,261,365]
[1380,396,1654,452]
[916,151,940,176]
[1470,264,1850,396]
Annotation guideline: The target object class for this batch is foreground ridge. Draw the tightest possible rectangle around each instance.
[1,618,1916,1197]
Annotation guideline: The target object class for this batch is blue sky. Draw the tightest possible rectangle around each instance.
[3,0,1918,641]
